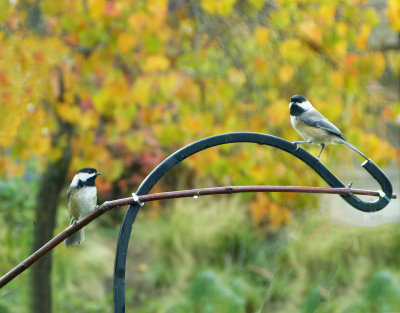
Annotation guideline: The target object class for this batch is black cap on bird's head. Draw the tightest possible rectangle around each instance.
[290,95,308,104]
[289,95,313,116]
[77,168,100,175]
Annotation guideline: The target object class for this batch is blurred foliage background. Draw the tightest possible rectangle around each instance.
[0,0,399,312]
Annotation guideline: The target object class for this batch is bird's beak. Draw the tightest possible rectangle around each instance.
[97,172,102,176]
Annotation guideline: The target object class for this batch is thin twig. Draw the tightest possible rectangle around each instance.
[0,185,396,288]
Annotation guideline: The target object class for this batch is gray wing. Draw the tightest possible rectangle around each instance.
[67,185,73,203]
[301,110,345,140]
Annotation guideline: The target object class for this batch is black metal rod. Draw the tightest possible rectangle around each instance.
[113,132,394,313]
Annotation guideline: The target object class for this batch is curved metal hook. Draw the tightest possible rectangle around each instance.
[113,132,393,312]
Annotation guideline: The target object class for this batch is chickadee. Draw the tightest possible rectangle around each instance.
[289,95,368,159]
[65,168,101,247]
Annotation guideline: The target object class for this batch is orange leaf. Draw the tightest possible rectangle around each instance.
[117,33,136,53]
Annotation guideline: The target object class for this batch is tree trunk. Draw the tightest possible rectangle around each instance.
[30,122,72,313]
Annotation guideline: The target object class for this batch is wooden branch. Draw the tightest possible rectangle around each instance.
[0,185,396,288]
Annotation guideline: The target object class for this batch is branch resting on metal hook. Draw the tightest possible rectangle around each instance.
[114,132,395,313]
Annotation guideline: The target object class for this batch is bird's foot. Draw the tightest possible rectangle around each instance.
[317,144,325,160]
[292,140,312,151]
[347,182,353,188]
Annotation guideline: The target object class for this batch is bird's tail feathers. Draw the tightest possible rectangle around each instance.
[341,140,369,160]
[64,220,85,247]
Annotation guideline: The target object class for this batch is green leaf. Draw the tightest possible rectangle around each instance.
[363,8,380,26]
[144,35,163,53]
[0,0,10,23]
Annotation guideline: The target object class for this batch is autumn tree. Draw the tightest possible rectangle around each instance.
[0,0,399,312]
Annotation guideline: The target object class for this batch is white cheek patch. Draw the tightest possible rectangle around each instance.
[70,172,96,186]
[289,100,314,111]
[70,175,80,187]
[77,172,94,181]
[302,100,314,111]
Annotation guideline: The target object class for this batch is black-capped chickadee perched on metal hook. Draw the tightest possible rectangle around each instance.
[65,168,101,247]
[289,95,368,160]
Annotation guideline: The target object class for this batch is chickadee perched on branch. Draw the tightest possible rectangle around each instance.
[65,168,101,247]
[289,95,368,160]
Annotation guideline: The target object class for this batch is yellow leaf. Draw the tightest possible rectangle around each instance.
[182,115,202,133]
[249,0,264,9]
[266,101,289,126]
[179,19,194,37]
[320,99,342,121]
[371,53,386,77]
[228,68,246,85]
[355,35,368,50]
[336,22,348,37]
[131,77,152,106]
[80,110,99,131]
[318,5,335,27]
[88,0,106,18]
[253,57,267,73]
[31,132,51,156]
[148,0,168,19]
[176,76,201,103]
[0,104,24,147]
[57,103,81,123]
[115,116,131,132]
[361,23,372,36]
[278,64,294,83]
[200,0,237,16]
[254,27,270,45]
[125,132,145,152]
[158,72,179,96]
[128,12,147,30]
[250,193,291,228]
[334,40,347,57]
[143,55,170,72]
[361,133,396,163]
[93,90,115,116]
[356,24,371,50]
[201,0,217,14]
[299,20,321,44]
[280,39,305,64]
[250,165,269,184]
[270,10,291,29]
[356,53,386,77]
[387,0,400,31]
[330,71,344,88]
